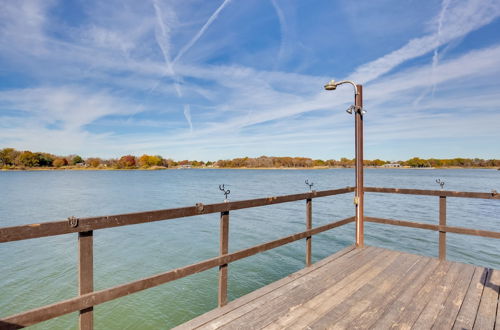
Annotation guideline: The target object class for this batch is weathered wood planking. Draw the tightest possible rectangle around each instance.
[412,263,475,328]
[308,253,425,329]
[349,258,441,329]
[177,247,499,330]
[174,245,357,330]
[473,268,500,329]
[220,247,386,329]
[432,265,477,329]
[452,267,489,330]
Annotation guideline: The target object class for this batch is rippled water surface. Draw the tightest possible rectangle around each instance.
[0,169,499,329]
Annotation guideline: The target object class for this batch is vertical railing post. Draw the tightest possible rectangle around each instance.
[439,196,447,260]
[306,198,312,266]
[78,231,93,330]
[218,211,229,307]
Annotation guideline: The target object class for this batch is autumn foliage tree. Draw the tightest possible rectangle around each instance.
[138,154,163,167]
[118,155,137,168]
[52,158,68,167]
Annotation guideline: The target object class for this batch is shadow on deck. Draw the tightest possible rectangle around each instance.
[175,246,500,330]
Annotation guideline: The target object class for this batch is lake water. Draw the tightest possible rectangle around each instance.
[0,169,499,329]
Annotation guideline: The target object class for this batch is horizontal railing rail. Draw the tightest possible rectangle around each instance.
[364,186,500,199]
[0,187,355,243]
[364,217,500,239]
[0,187,355,329]
[363,187,500,261]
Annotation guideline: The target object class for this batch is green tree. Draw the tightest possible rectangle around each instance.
[0,148,19,166]
[17,151,40,167]
[72,155,84,165]
[36,153,55,167]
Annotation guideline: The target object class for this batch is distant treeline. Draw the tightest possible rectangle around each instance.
[215,156,500,168]
[1,148,499,169]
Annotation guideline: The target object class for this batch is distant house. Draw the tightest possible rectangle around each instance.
[178,164,192,169]
[383,163,401,168]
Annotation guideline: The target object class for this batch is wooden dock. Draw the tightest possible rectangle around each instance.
[176,246,500,330]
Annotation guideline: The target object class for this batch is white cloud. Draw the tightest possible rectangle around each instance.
[0,87,142,129]
[349,0,500,84]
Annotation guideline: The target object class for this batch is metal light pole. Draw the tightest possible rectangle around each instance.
[324,80,365,248]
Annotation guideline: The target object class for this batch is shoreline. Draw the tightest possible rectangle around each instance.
[1,166,499,172]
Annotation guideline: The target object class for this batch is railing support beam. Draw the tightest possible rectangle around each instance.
[306,198,312,266]
[78,231,93,330]
[439,196,446,260]
[218,211,229,307]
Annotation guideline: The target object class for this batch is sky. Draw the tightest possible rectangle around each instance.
[0,0,499,161]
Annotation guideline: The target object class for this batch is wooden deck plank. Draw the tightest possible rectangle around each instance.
[399,261,464,329]
[175,246,498,330]
[371,260,454,329]
[219,247,386,330]
[474,268,500,329]
[309,252,425,329]
[263,249,400,329]
[173,245,357,330]
[452,267,489,330]
[348,258,440,330]
[432,264,477,329]
[326,255,434,330]
[413,262,475,329]
[205,246,374,330]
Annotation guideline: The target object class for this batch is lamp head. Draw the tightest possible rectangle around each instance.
[324,80,337,91]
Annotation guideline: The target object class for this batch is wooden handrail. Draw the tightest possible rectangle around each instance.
[364,187,500,199]
[365,217,500,239]
[364,187,499,261]
[1,185,499,329]
[0,187,355,243]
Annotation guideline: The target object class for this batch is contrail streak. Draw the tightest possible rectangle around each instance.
[183,104,193,132]
[173,0,232,64]
[152,0,182,97]
[431,0,451,95]
[270,0,287,67]
[153,0,193,132]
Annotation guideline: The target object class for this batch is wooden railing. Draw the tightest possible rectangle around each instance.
[1,186,499,329]
[0,187,355,329]
[363,187,500,260]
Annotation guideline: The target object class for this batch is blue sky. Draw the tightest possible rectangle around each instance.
[0,0,499,161]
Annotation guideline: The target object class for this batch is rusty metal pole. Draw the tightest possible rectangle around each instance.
[355,85,364,248]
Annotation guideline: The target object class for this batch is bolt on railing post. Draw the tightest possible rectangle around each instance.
[306,198,312,267]
[439,196,447,260]
[218,211,229,307]
[78,231,93,330]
